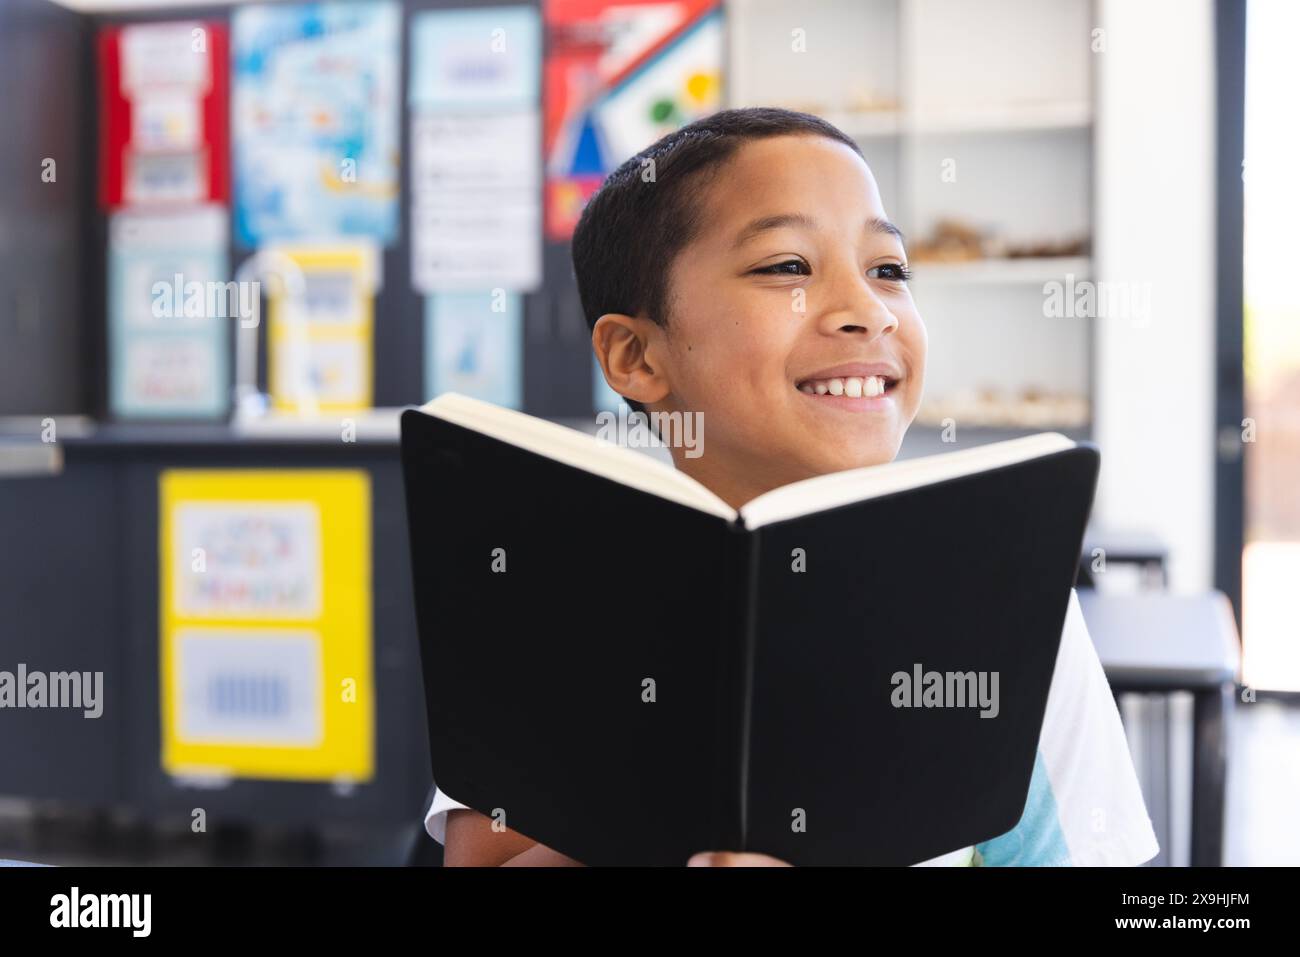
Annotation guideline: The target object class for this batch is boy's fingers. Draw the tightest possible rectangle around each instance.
[687,851,793,867]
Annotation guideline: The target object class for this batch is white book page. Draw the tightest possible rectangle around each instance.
[417,393,737,520]
[418,394,1075,530]
[738,433,1076,530]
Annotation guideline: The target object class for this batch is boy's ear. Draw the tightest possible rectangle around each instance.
[591,313,671,408]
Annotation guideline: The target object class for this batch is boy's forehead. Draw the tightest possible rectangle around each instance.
[697,135,887,238]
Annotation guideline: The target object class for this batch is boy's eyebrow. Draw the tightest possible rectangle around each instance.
[730,214,906,249]
[871,218,907,243]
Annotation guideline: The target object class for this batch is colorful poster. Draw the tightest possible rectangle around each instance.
[160,469,373,781]
[424,291,523,408]
[108,206,230,419]
[265,242,379,414]
[232,2,401,246]
[543,0,723,239]
[99,21,230,207]
[409,6,542,292]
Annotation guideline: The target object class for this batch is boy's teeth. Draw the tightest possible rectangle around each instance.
[800,375,888,397]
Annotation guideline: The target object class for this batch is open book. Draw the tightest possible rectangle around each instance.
[400,393,1100,866]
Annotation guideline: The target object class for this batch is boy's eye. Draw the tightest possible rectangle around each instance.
[751,259,810,276]
[868,262,913,283]
[750,261,912,281]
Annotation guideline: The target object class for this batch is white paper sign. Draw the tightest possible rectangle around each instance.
[176,628,323,746]
[173,502,322,618]
[411,111,541,292]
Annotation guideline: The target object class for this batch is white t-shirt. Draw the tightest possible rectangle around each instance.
[424,587,1160,866]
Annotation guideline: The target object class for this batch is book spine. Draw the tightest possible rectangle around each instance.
[712,522,760,853]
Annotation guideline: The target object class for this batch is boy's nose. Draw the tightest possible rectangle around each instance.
[818,299,900,339]
[815,267,900,338]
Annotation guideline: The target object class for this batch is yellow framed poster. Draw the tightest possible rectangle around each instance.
[159,468,373,781]
[266,243,379,414]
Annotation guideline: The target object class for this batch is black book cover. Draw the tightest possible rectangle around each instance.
[400,407,1100,866]
[742,447,1098,864]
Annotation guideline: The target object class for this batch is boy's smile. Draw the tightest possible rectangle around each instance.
[794,361,904,410]
[592,133,928,509]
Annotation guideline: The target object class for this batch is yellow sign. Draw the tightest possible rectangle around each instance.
[159,469,373,781]
[267,243,378,413]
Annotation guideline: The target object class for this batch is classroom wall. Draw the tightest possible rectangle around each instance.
[51,0,1226,589]
[1093,0,1217,593]
[0,0,88,416]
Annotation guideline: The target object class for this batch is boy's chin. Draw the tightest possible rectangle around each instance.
[793,437,903,478]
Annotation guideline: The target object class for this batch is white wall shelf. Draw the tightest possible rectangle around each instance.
[911,256,1093,285]
[726,0,1097,435]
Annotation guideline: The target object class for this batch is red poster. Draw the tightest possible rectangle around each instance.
[99,21,229,208]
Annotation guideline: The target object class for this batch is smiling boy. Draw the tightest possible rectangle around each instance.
[424,107,1159,868]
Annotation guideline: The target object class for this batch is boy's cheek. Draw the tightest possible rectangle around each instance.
[673,339,790,415]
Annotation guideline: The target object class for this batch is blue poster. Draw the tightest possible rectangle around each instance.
[424,292,522,409]
[232,2,401,246]
[108,208,231,419]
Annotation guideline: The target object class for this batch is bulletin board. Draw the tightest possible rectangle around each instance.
[85,0,727,423]
[159,468,373,782]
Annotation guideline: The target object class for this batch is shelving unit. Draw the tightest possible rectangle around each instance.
[726,0,1097,437]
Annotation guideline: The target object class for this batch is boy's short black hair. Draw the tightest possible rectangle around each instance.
[572,107,864,415]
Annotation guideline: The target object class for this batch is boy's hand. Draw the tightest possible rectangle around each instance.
[687,851,792,867]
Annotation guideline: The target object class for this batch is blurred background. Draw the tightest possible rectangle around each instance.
[0,0,1293,866]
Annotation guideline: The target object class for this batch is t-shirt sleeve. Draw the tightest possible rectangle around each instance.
[424,786,471,845]
[974,588,1160,866]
